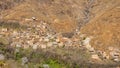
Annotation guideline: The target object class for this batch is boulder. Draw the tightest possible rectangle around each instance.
[0,54,5,61]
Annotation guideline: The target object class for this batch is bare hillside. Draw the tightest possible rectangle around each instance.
[0,0,120,68]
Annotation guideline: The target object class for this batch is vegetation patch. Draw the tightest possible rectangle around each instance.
[0,21,28,30]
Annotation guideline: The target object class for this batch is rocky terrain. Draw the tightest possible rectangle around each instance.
[0,0,120,68]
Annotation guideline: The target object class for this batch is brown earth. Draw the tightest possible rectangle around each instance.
[0,0,120,60]
[81,1,120,52]
[0,0,119,32]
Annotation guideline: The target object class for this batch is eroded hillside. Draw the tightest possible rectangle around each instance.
[0,0,120,68]
[1,0,119,33]
[81,2,120,58]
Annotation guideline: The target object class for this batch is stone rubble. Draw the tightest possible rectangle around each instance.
[21,57,28,65]
[91,54,101,61]
[0,21,120,63]
[43,64,49,68]
[0,54,5,61]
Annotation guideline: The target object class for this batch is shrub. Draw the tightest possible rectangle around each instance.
[0,21,28,30]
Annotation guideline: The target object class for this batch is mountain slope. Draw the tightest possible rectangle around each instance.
[81,2,120,52]
[1,0,119,34]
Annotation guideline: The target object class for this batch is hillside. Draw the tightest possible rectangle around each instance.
[0,0,120,68]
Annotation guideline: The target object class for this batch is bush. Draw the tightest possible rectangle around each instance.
[0,21,27,30]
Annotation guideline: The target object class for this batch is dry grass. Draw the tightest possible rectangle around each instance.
[0,21,28,30]
[0,0,88,33]
[81,3,120,52]
[0,0,120,67]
